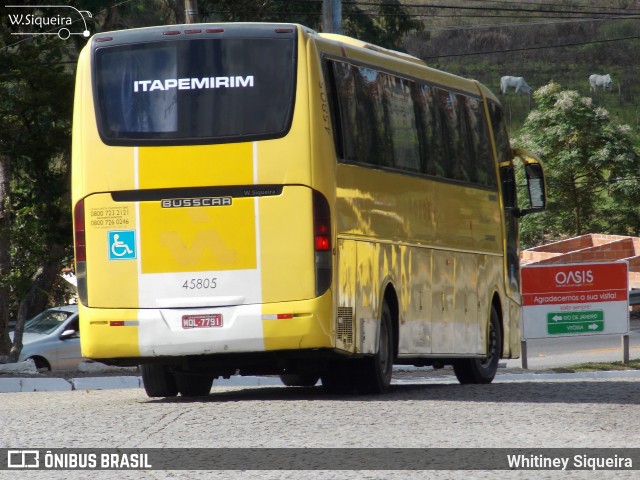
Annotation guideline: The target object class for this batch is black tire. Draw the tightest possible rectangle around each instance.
[453,305,501,385]
[140,364,178,398]
[280,373,321,387]
[175,372,214,397]
[354,301,394,394]
[321,361,356,394]
[29,357,51,372]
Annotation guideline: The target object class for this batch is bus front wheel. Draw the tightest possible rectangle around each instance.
[140,364,179,398]
[453,305,501,384]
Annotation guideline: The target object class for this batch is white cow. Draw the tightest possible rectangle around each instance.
[589,74,612,93]
[500,76,533,95]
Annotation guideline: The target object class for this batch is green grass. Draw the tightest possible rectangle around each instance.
[550,359,640,374]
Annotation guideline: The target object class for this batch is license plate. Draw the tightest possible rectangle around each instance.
[182,314,223,329]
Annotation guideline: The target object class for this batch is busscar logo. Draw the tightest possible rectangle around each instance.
[162,197,232,208]
[6,5,92,40]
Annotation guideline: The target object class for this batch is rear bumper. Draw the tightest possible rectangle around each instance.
[79,292,334,360]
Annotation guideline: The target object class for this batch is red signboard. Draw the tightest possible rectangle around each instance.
[522,262,628,306]
[521,261,629,338]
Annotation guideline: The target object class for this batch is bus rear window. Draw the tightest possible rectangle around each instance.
[93,37,296,145]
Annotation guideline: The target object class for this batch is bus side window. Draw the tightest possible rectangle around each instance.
[322,61,345,160]
[420,87,448,178]
[437,89,462,180]
[455,93,476,183]
[356,67,389,167]
[343,65,380,166]
[488,102,511,167]
[437,89,480,183]
[330,62,359,162]
[384,76,420,173]
[465,96,496,187]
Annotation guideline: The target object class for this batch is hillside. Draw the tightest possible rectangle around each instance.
[401,0,640,135]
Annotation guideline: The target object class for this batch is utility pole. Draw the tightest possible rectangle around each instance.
[322,0,342,34]
[185,0,199,24]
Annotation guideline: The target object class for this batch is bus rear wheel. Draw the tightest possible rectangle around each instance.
[321,362,356,394]
[354,301,394,394]
[280,373,321,387]
[453,305,501,384]
[140,364,178,398]
[175,372,214,397]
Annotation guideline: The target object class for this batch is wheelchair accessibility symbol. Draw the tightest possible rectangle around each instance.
[108,230,137,260]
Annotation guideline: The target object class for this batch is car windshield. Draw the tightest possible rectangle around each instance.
[24,310,73,335]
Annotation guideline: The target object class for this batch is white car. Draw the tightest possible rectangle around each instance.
[10,305,83,371]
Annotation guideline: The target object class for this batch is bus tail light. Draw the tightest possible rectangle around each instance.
[73,199,88,305]
[261,314,294,320]
[313,190,332,296]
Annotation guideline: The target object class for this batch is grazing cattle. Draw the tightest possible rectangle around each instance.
[500,76,533,95]
[589,74,613,93]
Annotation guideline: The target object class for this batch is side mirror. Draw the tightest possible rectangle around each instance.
[60,329,78,340]
[524,163,546,211]
[512,149,547,217]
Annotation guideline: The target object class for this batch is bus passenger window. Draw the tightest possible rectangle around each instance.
[356,67,389,167]
[413,85,446,177]
[464,96,494,187]
[385,76,420,173]
[437,89,461,179]
[455,93,475,183]
[331,62,358,162]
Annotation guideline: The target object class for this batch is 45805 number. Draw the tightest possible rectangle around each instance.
[182,278,218,290]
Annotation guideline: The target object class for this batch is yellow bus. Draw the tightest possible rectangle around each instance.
[72,23,546,397]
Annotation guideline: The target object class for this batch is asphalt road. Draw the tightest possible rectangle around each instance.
[3,328,640,479]
[2,372,640,480]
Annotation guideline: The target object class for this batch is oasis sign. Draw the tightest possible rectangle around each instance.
[521,262,629,339]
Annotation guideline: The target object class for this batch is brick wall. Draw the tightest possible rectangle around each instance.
[521,234,640,290]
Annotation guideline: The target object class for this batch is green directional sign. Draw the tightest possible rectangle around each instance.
[547,310,604,335]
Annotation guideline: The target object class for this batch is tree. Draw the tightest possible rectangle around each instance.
[200,0,421,50]
[0,18,76,362]
[342,0,422,50]
[513,82,640,247]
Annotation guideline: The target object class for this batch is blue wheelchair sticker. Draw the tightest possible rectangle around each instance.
[108,230,137,260]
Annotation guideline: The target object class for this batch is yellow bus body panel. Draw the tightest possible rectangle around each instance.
[261,293,334,351]
[139,197,257,274]
[83,196,138,307]
[79,305,140,358]
[138,144,253,189]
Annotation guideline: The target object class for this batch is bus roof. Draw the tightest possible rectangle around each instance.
[318,33,426,67]
[312,30,495,100]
